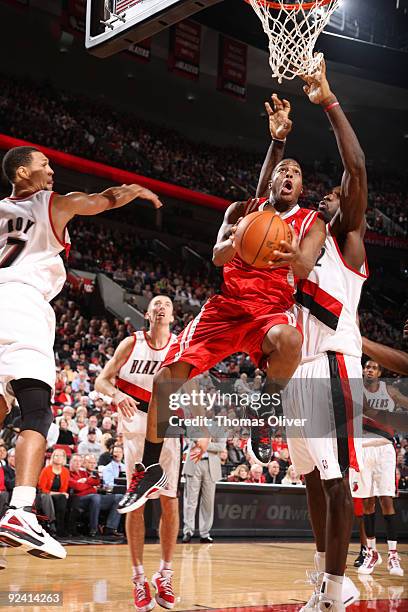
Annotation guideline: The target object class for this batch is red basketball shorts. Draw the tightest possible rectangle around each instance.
[162,294,300,377]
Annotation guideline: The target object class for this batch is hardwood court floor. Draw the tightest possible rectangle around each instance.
[0,541,406,611]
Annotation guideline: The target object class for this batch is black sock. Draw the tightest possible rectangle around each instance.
[384,514,397,543]
[363,512,376,539]
[142,439,163,467]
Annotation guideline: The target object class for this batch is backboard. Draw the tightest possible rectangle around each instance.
[86,0,222,58]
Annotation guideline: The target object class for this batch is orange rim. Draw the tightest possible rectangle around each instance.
[245,0,332,9]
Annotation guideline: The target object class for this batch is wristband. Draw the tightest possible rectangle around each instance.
[272,137,286,143]
[324,101,340,112]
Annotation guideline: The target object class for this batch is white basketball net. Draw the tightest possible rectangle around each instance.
[247,0,340,82]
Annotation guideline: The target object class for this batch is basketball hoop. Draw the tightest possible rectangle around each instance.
[246,0,340,82]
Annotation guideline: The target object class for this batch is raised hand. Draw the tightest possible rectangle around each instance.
[113,390,139,419]
[301,58,333,105]
[265,93,292,140]
[133,185,163,209]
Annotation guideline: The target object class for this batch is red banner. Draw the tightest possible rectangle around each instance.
[217,35,247,100]
[365,231,408,250]
[126,38,152,63]
[168,20,201,80]
[62,0,86,37]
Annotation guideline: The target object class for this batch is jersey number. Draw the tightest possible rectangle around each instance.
[0,237,26,268]
[315,247,326,267]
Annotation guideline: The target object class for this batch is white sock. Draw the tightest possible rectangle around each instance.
[10,486,36,509]
[321,573,344,602]
[159,559,172,572]
[367,537,376,551]
[388,540,397,552]
[314,551,326,573]
[132,564,145,584]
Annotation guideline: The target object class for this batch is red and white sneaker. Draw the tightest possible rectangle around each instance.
[358,549,382,575]
[388,551,404,577]
[133,579,156,612]
[0,506,66,560]
[151,570,175,609]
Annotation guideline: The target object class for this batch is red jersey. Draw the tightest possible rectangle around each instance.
[222,198,320,309]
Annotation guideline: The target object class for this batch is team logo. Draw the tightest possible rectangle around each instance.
[321,459,328,470]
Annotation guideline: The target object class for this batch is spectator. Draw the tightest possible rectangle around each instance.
[56,418,75,448]
[102,446,125,488]
[101,416,114,436]
[37,449,70,537]
[98,436,115,466]
[78,429,102,459]
[227,464,250,482]
[248,464,266,484]
[55,384,74,406]
[228,437,245,465]
[0,445,7,467]
[265,460,283,484]
[234,373,252,396]
[272,433,288,458]
[278,448,290,479]
[77,415,102,443]
[281,465,303,486]
[68,454,121,537]
[219,449,233,479]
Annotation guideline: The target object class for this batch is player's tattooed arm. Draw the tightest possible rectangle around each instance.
[212,200,246,267]
[95,336,139,418]
[52,184,162,238]
[302,59,367,236]
[362,336,408,376]
[364,405,408,433]
[256,94,292,198]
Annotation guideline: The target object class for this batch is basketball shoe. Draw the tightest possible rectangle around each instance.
[151,570,175,609]
[133,578,156,612]
[118,463,168,514]
[246,406,274,466]
[358,549,382,575]
[388,551,404,577]
[353,545,367,568]
[0,506,66,559]
[316,596,345,611]
[300,574,359,610]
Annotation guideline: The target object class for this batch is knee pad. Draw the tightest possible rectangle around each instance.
[10,378,52,439]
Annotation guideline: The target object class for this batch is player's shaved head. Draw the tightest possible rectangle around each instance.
[274,158,302,172]
[2,146,40,183]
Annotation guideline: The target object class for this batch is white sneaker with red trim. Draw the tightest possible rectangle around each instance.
[300,573,359,610]
[388,551,404,577]
[151,570,175,609]
[133,579,156,612]
[0,506,66,560]
[358,549,382,575]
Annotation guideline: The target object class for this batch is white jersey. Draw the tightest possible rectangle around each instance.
[363,381,395,447]
[296,222,368,360]
[116,330,177,408]
[0,190,70,301]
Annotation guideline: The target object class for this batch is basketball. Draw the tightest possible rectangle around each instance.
[234,211,292,268]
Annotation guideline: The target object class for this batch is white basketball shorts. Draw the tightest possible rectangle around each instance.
[120,411,181,498]
[350,443,396,498]
[0,283,56,409]
[282,352,363,480]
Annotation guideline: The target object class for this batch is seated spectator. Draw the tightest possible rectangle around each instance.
[248,464,266,484]
[227,464,250,482]
[0,445,8,466]
[78,429,102,459]
[228,437,245,465]
[68,454,121,537]
[77,415,102,443]
[55,384,74,406]
[56,418,75,448]
[219,449,233,479]
[272,432,288,458]
[98,435,115,467]
[278,448,290,479]
[102,446,125,489]
[265,460,283,484]
[37,449,70,537]
[59,406,79,435]
[234,373,252,396]
[281,465,303,486]
[101,416,114,436]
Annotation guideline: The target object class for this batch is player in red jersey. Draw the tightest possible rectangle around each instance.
[118,101,327,513]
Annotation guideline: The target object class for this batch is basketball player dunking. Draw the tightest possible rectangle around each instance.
[118,102,327,513]
[350,359,408,577]
[264,61,368,611]
[95,296,179,611]
[0,146,162,560]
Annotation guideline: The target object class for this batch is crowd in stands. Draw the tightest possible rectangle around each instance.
[1,73,407,237]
